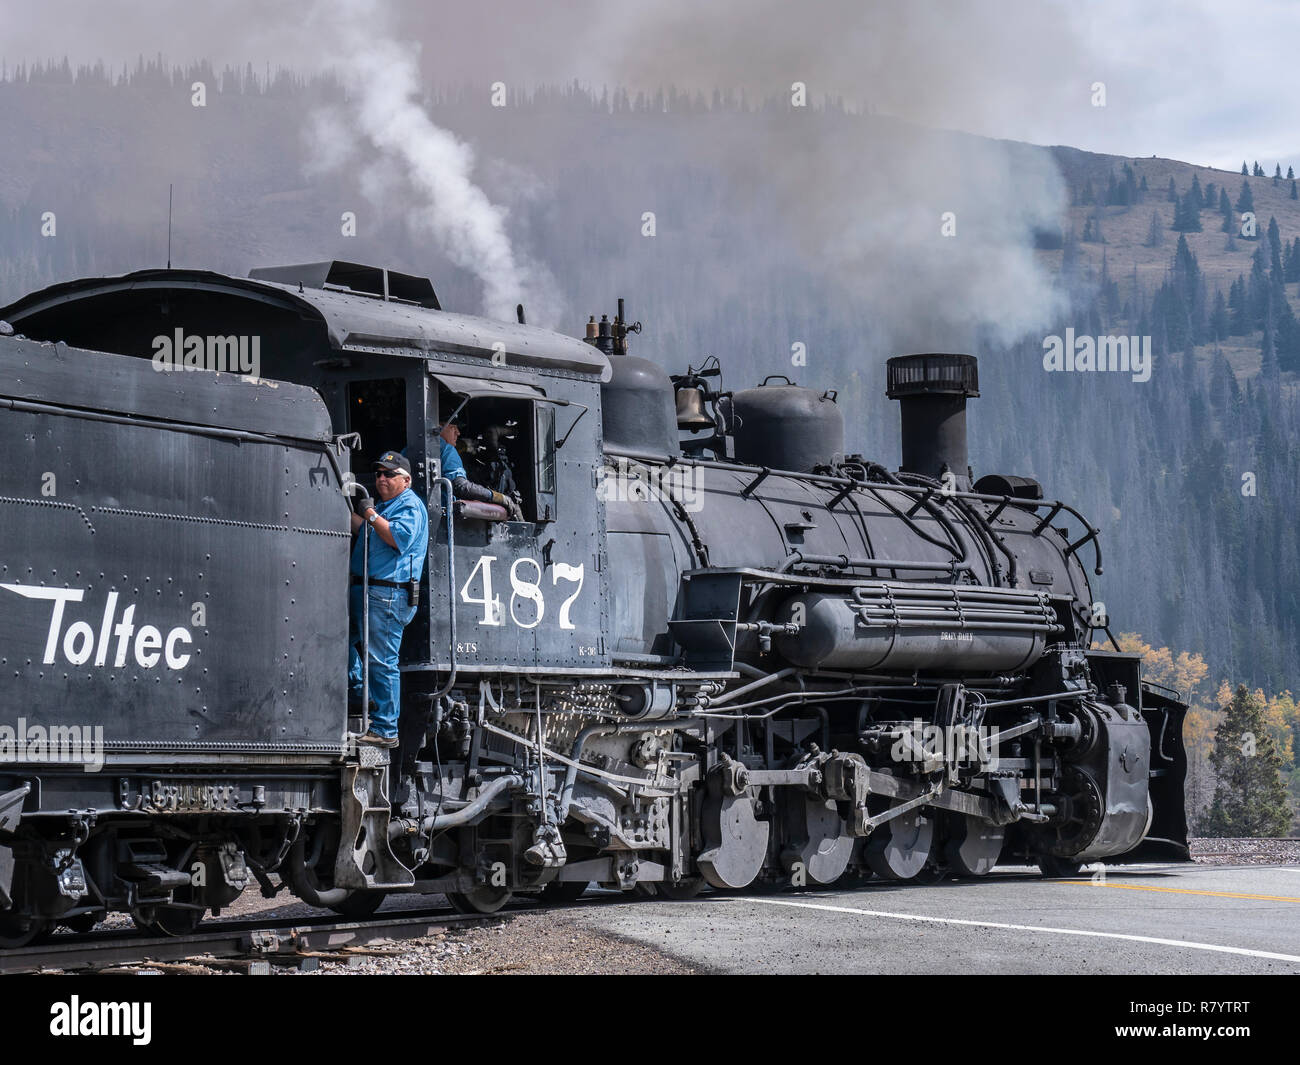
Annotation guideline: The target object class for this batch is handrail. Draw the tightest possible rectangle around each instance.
[681,455,1104,577]
[864,466,971,569]
[361,523,371,732]
[776,551,973,577]
[430,477,458,699]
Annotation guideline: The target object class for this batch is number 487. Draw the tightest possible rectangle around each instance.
[460,554,584,630]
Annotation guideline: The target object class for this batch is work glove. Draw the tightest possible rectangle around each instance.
[351,489,375,517]
[492,491,523,521]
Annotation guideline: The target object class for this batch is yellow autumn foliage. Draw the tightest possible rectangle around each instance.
[1095,634,1300,829]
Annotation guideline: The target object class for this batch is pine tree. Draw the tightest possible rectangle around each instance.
[1210,288,1229,339]
[1167,177,1178,202]
[1242,161,1249,175]
[1201,685,1293,837]
[1229,276,1249,334]
[1289,166,1295,180]
[1174,233,1199,290]
[1220,188,1233,232]
[1261,317,1280,380]
[1145,210,1162,248]
[1277,299,1300,371]
[1061,228,1080,279]
[1236,179,1254,214]
[1250,247,1269,326]
[1253,161,1264,177]
[1099,249,1120,319]
[1274,163,1283,185]
[1190,172,1204,206]
[1292,179,1298,201]
[1173,191,1202,232]
[1140,174,1149,194]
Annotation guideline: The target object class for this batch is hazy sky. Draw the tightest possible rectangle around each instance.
[1,0,1295,172]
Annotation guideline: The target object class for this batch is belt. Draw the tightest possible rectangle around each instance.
[351,575,420,607]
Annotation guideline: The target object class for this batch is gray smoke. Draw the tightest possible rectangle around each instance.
[592,0,1083,351]
[303,0,561,325]
[311,0,1083,348]
[2,0,1093,344]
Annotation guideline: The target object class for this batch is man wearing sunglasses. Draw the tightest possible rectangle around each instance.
[347,450,429,748]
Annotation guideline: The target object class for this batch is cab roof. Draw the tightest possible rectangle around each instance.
[0,264,611,381]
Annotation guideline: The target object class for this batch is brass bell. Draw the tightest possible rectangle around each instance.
[675,384,714,429]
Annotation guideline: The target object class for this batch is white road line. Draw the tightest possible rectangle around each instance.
[719,896,1300,965]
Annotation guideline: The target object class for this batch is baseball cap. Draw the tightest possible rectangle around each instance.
[373,450,411,475]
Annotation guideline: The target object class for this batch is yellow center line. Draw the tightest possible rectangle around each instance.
[1059,880,1300,904]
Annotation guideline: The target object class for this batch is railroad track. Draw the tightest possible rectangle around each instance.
[0,867,1176,974]
[4,851,1287,974]
[0,906,502,975]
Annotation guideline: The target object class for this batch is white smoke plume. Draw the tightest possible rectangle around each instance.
[304,0,559,325]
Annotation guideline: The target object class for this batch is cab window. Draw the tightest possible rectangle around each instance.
[535,404,556,520]
[438,384,557,522]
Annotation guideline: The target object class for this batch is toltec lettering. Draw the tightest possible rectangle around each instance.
[2,584,194,670]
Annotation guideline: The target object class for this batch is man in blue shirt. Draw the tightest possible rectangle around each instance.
[438,421,522,520]
[348,449,429,747]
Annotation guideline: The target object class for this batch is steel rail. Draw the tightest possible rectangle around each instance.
[0,907,498,975]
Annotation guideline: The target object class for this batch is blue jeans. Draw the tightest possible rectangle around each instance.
[348,584,417,739]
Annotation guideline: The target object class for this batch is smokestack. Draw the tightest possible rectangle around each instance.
[886,353,980,487]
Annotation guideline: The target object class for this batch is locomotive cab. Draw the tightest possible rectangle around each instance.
[0,261,614,682]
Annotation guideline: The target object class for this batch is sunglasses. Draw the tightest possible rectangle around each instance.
[374,469,405,479]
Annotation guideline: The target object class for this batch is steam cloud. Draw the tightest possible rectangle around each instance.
[305,0,560,325]
[3,0,1094,344]
[596,0,1080,352]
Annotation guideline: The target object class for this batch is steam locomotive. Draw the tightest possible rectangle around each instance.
[0,260,1187,942]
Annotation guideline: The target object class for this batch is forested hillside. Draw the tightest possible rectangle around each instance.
[2,60,1298,753]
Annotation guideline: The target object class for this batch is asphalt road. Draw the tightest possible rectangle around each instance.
[568,864,1300,974]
